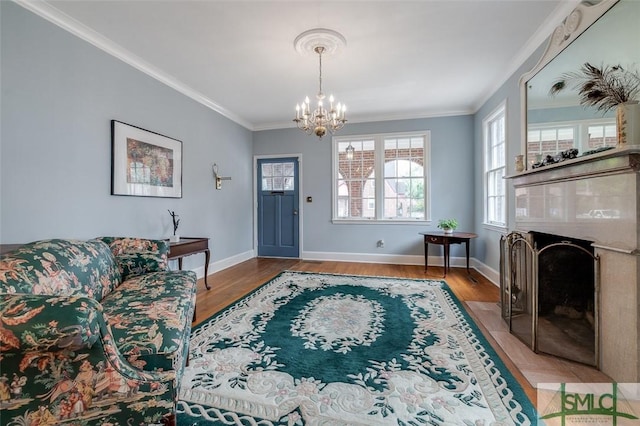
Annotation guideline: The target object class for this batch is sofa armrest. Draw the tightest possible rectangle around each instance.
[0,293,173,384]
[96,237,169,280]
[1,293,177,425]
[1,293,101,352]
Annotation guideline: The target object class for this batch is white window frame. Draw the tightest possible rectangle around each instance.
[483,101,507,229]
[527,117,617,160]
[332,131,431,224]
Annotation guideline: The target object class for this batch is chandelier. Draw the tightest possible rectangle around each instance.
[293,29,347,139]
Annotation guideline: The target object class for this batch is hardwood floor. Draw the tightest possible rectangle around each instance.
[191,258,611,407]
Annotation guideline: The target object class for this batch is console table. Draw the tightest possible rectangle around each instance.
[419,231,477,277]
[169,237,211,290]
[0,244,23,256]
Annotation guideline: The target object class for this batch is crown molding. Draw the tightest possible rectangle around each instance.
[471,0,582,113]
[13,0,254,131]
[253,108,474,132]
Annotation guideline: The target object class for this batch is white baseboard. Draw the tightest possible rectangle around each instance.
[190,249,255,280]
[301,251,473,269]
[301,251,424,265]
[470,258,500,287]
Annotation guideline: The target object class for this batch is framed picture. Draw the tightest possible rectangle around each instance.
[111,120,182,198]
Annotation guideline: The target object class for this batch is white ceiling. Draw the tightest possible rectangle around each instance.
[20,0,581,130]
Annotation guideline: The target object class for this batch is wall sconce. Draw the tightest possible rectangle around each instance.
[212,163,231,190]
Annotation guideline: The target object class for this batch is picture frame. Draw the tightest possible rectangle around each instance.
[111,120,182,198]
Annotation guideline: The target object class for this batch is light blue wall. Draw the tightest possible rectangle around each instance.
[472,43,548,274]
[253,116,474,258]
[0,2,254,269]
[528,105,615,123]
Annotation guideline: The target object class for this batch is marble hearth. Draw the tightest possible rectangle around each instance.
[507,147,640,382]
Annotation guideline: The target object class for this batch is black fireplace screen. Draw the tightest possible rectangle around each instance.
[500,231,599,366]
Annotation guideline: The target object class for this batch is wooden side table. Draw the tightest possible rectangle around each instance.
[168,237,211,290]
[0,244,23,256]
[419,231,477,277]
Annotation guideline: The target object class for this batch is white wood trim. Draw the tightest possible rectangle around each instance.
[302,251,424,265]
[254,109,475,132]
[173,249,255,281]
[470,258,500,287]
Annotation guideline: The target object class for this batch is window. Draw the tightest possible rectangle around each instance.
[527,119,616,164]
[333,132,430,222]
[483,103,506,228]
[527,127,575,165]
[586,123,617,149]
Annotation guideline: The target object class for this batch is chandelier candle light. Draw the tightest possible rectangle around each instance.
[293,29,348,139]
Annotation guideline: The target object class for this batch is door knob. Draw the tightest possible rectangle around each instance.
[293,209,298,215]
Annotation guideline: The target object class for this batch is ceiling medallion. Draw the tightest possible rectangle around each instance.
[293,28,348,139]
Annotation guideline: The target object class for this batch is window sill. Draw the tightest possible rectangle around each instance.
[483,222,507,233]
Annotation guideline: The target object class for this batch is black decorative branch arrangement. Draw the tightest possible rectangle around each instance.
[168,210,180,236]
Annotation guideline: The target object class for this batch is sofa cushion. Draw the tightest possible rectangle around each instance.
[0,239,121,301]
[98,237,169,281]
[100,269,196,374]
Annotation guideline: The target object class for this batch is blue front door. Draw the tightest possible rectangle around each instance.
[257,158,299,258]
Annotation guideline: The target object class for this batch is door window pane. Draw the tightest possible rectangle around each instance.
[261,162,295,191]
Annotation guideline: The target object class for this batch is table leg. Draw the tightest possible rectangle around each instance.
[178,258,183,270]
[204,249,211,290]
[444,243,449,277]
[465,239,470,274]
[424,240,429,272]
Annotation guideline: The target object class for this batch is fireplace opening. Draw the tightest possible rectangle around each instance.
[532,232,596,365]
[500,231,598,366]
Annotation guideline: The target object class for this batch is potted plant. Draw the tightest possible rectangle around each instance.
[550,62,640,145]
[437,218,458,234]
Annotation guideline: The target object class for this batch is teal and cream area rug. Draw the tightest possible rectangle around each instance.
[177,271,535,425]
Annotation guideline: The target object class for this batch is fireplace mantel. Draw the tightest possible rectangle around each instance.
[507,147,640,187]
[505,146,640,382]
[507,147,640,255]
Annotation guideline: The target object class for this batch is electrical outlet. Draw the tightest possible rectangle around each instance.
[377,239,385,248]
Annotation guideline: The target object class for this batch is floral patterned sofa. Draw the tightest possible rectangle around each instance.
[0,237,197,425]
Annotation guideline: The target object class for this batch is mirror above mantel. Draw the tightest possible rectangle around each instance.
[521,0,640,169]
